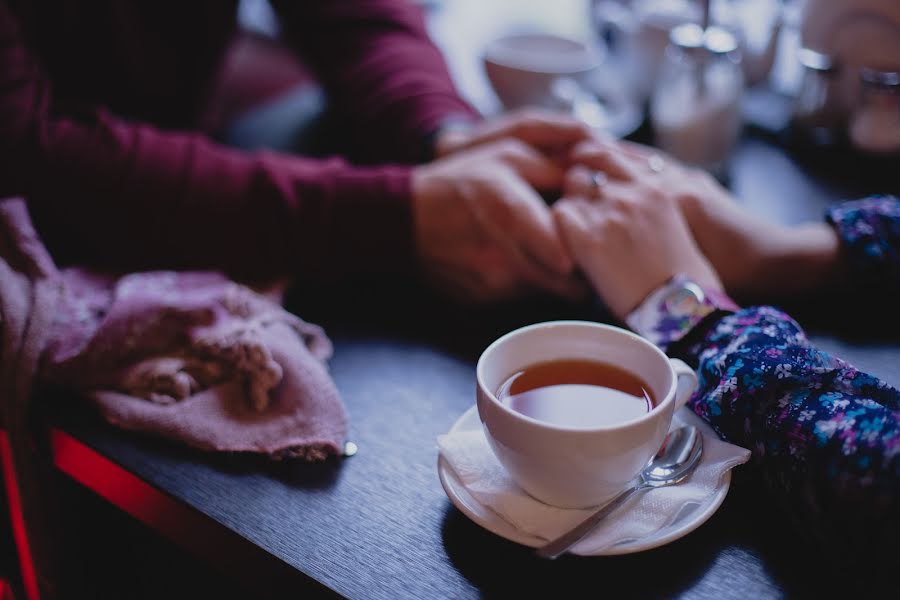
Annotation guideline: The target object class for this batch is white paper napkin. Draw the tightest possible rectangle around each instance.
[437,410,750,554]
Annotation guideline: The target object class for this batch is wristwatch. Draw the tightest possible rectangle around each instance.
[626,274,739,350]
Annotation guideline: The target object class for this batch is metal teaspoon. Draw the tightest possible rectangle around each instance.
[537,425,704,559]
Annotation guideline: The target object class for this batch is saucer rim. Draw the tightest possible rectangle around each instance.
[437,405,731,556]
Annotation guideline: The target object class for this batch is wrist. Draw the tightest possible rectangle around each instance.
[794,223,844,284]
[410,163,442,210]
[761,223,844,293]
[323,165,417,276]
[434,128,470,158]
[410,164,448,260]
[432,117,477,159]
[626,274,739,351]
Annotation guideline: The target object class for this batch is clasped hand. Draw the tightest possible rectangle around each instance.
[410,110,719,312]
[412,110,841,314]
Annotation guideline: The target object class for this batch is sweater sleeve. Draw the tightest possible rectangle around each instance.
[671,306,899,549]
[270,0,479,164]
[827,195,900,288]
[0,0,416,280]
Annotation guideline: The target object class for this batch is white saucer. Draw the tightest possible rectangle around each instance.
[438,406,731,556]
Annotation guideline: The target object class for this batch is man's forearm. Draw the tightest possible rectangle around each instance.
[271,0,478,164]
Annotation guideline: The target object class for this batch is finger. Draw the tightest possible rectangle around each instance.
[459,111,591,158]
[492,139,567,190]
[516,258,591,301]
[552,197,598,248]
[616,140,656,160]
[592,139,684,178]
[569,141,642,182]
[475,171,574,274]
[551,199,610,297]
[503,109,593,149]
[458,243,583,303]
[562,163,644,201]
[473,223,588,301]
[582,180,635,206]
[426,248,525,305]
[562,165,598,197]
[430,265,521,305]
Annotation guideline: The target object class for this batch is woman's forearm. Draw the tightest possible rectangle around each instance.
[757,222,846,294]
[675,307,899,547]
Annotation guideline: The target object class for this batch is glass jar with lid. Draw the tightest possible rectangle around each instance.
[650,23,744,176]
[790,47,843,145]
[849,68,900,155]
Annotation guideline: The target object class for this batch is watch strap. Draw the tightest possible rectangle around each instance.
[626,274,739,350]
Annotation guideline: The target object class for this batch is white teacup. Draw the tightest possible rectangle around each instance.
[483,33,602,110]
[476,320,698,509]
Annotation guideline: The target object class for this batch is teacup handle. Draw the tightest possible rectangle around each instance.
[669,358,698,410]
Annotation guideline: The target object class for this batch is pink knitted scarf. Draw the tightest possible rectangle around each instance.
[1,197,347,461]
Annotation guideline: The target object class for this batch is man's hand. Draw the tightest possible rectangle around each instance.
[412,139,586,303]
[435,109,592,160]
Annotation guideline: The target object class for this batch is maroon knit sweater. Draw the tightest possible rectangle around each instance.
[0,0,477,279]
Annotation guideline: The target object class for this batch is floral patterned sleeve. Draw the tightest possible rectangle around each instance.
[660,198,900,547]
[826,195,900,285]
[627,197,900,547]
[672,306,899,547]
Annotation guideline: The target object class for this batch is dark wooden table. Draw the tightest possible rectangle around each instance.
[44,4,899,599]
[45,120,898,598]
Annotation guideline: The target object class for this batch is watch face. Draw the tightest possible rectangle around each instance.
[663,283,707,316]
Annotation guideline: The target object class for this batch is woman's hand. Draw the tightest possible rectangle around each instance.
[412,139,587,303]
[565,140,844,298]
[552,180,721,320]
